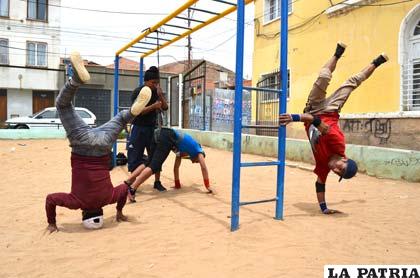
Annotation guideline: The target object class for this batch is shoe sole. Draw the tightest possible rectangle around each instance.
[337,41,347,49]
[70,51,90,83]
[131,86,152,116]
[381,53,389,62]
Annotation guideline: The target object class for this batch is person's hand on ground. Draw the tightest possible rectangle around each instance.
[322,208,342,214]
[116,210,128,222]
[206,186,216,195]
[46,224,58,233]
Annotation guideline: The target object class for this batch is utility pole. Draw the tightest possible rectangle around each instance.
[186,8,192,70]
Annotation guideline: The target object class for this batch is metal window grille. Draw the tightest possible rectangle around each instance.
[264,0,292,23]
[402,62,420,111]
[255,69,289,136]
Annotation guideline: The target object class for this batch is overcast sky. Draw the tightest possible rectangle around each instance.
[60,0,255,78]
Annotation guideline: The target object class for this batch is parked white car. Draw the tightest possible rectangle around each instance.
[6,107,96,129]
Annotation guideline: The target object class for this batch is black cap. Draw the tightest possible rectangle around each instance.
[82,208,103,220]
[339,159,358,182]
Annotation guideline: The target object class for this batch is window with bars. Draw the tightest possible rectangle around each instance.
[0,0,9,17]
[402,21,420,111]
[256,69,290,101]
[27,42,47,67]
[0,39,8,64]
[28,0,47,21]
[264,0,292,23]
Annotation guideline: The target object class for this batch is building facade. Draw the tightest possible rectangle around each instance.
[0,0,62,123]
[252,0,420,150]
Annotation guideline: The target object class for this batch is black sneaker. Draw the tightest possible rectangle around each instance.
[153,181,167,192]
[334,41,347,59]
[126,183,136,203]
[372,53,389,68]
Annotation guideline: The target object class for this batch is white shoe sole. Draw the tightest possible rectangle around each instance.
[131,86,152,116]
[381,53,389,62]
[338,41,347,49]
[70,51,90,83]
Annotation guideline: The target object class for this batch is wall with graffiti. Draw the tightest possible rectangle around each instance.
[340,117,420,151]
[211,88,251,133]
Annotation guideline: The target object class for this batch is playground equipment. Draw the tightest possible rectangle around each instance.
[114,0,288,231]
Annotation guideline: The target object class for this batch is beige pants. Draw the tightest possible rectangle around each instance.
[303,68,367,114]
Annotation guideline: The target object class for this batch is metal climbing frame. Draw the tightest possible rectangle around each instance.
[230,0,288,231]
[113,0,254,167]
[113,0,287,232]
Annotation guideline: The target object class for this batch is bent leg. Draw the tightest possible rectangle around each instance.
[127,126,149,172]
[56,81,90,138]
[93,110,134,149]
[45,192,82,224]
[303,57,339,113]
[323,64,375,113]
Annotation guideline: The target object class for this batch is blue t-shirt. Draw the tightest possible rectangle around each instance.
[174,131,203,159]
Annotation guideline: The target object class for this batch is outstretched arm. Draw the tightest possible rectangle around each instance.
[279,113,330,135]
[315,178,341,215]
[197,154,212,193]
[45,192,82,233]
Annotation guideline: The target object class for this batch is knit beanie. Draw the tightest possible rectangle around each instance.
[144,66,160,81]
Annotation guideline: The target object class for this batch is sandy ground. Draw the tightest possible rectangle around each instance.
[0,139,419,278]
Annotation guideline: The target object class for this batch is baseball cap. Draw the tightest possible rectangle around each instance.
[82,209,104,229]
[339,159,358,182]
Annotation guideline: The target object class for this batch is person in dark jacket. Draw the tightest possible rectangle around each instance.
[45,51,151,233]
[127,66,168,192]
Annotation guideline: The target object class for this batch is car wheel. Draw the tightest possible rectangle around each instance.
[15,125,29,129]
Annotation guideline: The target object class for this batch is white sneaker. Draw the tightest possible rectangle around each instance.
[131,86,152,116]
[70,51,90,84]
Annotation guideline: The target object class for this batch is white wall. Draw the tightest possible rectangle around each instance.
[0,0,61,90]
[0,0,61,119]
[7,89,32,119]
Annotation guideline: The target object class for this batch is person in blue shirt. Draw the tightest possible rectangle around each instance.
[124,128,213,202]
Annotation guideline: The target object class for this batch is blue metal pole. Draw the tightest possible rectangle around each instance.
[139,58,144,86]
[112,55,120,167]
[231,0,245,232]
[275,0,289,220]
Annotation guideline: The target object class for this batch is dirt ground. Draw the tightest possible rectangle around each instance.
[0,139,419,278]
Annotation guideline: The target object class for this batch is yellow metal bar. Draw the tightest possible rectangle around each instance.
[141,0,254,58]
[116,0,199,55]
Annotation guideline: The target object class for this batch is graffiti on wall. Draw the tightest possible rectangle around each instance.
[342,118,392,144]
[384,157,420,167]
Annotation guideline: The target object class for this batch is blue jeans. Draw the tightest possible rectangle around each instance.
[56,81,134,157]
[127,125,154,172]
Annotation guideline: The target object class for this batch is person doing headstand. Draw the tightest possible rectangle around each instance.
[45,52,151,233]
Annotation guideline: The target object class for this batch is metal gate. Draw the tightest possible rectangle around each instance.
[182,60,210,130]
[75,88,111,126]
[255,68,289,136]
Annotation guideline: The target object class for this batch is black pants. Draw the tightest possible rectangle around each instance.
[127,125,154,172]
[147,128,178,173]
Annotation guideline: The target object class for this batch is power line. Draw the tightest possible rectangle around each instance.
[20,0,168,15]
